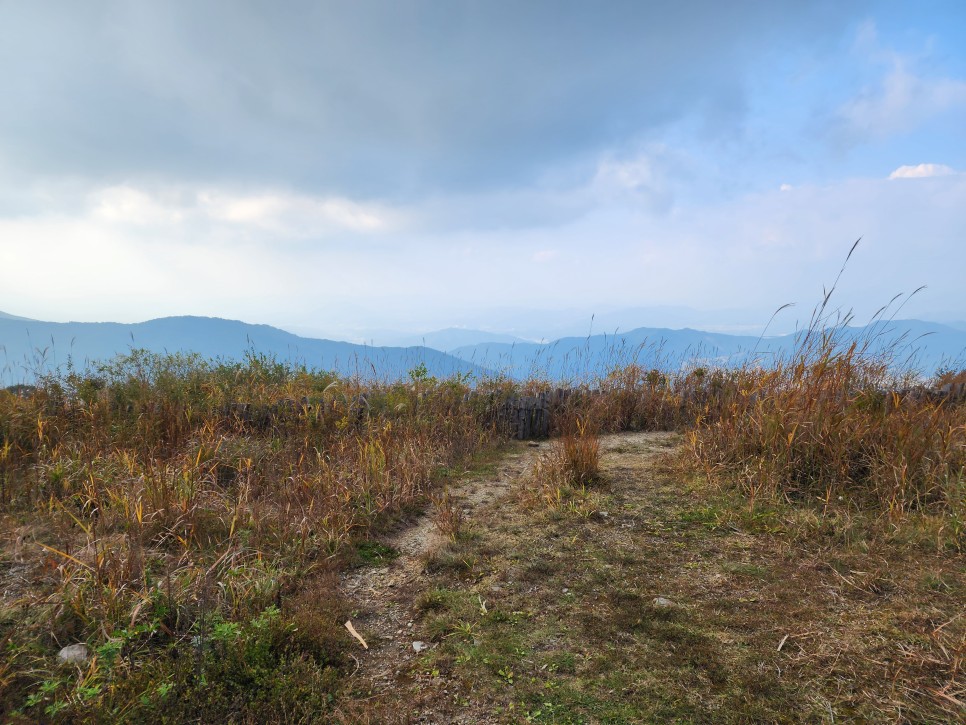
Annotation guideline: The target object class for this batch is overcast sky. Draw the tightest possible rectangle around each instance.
[1,1,964,339]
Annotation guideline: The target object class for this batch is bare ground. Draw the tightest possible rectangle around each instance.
[333,432,964,723]
[337,441,543,716]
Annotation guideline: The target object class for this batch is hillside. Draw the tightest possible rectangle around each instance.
[0,314,486,384]
[0,343,962,722]
[448,320,966,379]
[0,311,36,322]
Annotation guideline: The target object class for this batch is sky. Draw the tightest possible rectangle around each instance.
[1,1,965,341]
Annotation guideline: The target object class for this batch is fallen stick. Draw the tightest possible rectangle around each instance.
[344,620,369,649]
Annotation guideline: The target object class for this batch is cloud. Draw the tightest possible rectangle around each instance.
[826,25,966,146]
[531,250,558,263]
[84,183,399,236]
[1,4,962,335]
[197,190,396,234]
[840,64,966,138]
[655,171,966,317]
[888,163,956,179]
[591,148,680,214]
[90,186,186,226]
[3,169,965,330]
[0,2,863,199]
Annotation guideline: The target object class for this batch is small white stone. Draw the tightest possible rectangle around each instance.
[58,643,89,665]
[413,640,429,652]
[653,597,675,608]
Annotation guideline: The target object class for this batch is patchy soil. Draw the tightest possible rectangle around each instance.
[337,441,543,714]
[333,432,964,723]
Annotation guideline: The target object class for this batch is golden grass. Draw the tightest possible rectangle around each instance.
[686,327,966,538]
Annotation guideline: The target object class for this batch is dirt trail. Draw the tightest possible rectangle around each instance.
[339,442,543,698]
[349,428,962,724]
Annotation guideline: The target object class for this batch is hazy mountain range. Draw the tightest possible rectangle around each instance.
[447,319,966,380]
[284,304,794,345]
[2,311,964,385]
[0,313,486,385]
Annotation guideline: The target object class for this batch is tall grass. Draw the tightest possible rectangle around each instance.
[685,251,966,536]
[0,350,507,719]
[686,336,966,523]
[561,416,601,486]
[517,415,602,510]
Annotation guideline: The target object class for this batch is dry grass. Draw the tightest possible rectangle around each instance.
[2,283,966,721]
[685,318,966,544]
[681,250,966,534]
[517,417,602,510]
[0,351,505,721]
[561,417,601,487]
[386,432,964,723]
[431,489,465,542]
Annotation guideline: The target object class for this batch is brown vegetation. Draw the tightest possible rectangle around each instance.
[1,296,964,721]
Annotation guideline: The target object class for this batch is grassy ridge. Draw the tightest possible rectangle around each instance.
[0,352,508,721]
[1,317,964,720]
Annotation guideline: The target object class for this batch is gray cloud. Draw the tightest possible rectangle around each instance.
[0,1,863,199]
[9,1,964,338]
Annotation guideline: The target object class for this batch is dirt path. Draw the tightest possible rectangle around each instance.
[335,432,679,723]
[335,430,963,723]
[339,442,543,704]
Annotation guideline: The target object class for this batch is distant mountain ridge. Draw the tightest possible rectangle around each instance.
[445,319,966,380]
[2,312,963,385]
[0,314,487,384]
[0,310,36,322]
